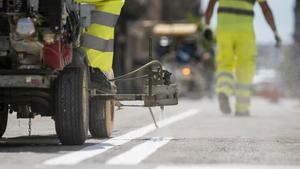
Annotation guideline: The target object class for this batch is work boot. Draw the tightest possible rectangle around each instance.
[90,68,115,94]
[235,111,250,117]
[103,70,117,94]
[218,93,231,115]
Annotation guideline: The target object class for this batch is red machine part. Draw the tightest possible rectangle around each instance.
[43,40,72,70]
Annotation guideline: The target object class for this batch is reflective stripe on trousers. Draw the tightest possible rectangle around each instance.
[236,84,253,112]
[216,72,235,96]
[80,0,124,72]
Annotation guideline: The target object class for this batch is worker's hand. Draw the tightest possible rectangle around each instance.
[203,25,214,41]
[274,32,282,48]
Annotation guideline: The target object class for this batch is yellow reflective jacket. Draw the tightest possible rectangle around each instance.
[75,0,125,72]
[217,0,266,33]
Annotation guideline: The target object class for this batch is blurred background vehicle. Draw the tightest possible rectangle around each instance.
[114,0,205,94]
[152,23,212,98]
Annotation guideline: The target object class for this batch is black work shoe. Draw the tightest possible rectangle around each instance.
[90,68,114,94]
[235,111,250,117]
[218,93,231,115]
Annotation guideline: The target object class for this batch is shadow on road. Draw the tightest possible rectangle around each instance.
[0,135,110,153]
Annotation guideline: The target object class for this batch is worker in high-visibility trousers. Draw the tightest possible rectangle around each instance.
[205,0,281,116]
[75,0,125,81]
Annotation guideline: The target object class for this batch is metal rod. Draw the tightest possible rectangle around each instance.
[118,105,146,107]
[149,107,159,128]
[28,118,32,136]
[109,60,162,82]
[92,94,147,101]
[148,37,153,98]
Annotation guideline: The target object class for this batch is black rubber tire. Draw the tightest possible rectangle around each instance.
[89,99,114,138]
[0,105,8,138]
[54,67,89,145]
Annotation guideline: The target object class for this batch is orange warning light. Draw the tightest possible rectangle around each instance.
[182,67,191,76]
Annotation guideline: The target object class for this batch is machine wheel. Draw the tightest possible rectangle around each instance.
[89,98,114,138]
[54,67,89,145]
[0,105,8,138]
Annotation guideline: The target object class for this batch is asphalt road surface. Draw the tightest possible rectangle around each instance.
[1,98,300,169]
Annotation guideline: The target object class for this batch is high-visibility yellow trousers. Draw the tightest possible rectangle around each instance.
[76,0,125,72]
[215,31,257,112]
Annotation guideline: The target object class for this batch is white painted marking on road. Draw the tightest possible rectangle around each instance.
[154,165,300,169]
[106,137,173,165]
[43,109,199,166]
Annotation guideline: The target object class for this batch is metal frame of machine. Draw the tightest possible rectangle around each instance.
[0,0,178,145]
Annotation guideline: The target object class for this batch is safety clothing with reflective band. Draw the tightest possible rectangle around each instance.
[75,0,125,72]
[217,0,266,32]
[235,83,253,112]
[216,32,257,112]
[216,72,235,95]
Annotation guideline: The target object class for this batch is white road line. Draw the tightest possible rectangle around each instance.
[106,137,173,165]
[43,109,199,166]
[154,165,300,169]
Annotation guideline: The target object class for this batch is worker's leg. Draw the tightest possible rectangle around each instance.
[215,32,235,96]
[82,0,125,73]
[215,32,235,114]
[234,32,257,114]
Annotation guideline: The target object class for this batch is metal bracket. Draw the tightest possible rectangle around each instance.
[90,37,178,128]
[0,75,51,88]
[91,85,178,107]
[144,84,178,107]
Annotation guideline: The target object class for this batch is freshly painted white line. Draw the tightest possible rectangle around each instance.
[43,109,199,166]
[154,165,300,169]
[106,137,173,165]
